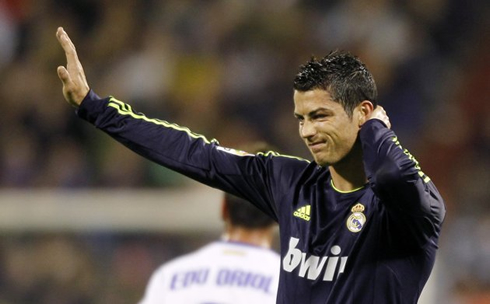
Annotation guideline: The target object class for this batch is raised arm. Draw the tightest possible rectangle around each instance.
[360,109,445,242]
[54,26,311,222]
[56,27,89,107]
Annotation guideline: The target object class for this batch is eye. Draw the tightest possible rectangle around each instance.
[295,115,304,124]
[313,113,328,120]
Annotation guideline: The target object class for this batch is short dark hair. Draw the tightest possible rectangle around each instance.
[293,50,377,117]
[225,193,275,229]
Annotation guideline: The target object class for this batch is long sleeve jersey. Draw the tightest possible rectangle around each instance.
[77,91,446,304]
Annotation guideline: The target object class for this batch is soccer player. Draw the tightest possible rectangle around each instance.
[139,192,280,304]
[56,26,446,303]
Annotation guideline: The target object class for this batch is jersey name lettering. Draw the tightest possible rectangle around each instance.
[170,268,274,293]
[171,268,209,290]
[216,268,273,293]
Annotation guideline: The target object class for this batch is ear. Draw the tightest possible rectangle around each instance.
[356,100,374,127]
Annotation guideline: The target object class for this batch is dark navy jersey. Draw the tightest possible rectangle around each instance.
[77,91,446,304]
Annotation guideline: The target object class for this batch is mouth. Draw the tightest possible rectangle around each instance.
[308,141,326,153]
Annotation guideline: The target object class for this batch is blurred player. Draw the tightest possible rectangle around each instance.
[56,27,446,303]
[138,192,280,304]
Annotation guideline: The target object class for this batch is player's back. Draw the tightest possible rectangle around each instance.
[139,241,280,304]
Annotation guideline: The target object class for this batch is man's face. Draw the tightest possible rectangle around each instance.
[293,89,360,167]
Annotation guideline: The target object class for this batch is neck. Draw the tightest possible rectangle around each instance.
[329,140,367,192]
[222,226,273,249]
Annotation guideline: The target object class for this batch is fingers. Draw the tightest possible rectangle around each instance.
[56,27,90,107]
[56,66,70,84]
[377,106,391,129]
[369,106,391,129]
[56,27,78,61]
[56,27,81,75]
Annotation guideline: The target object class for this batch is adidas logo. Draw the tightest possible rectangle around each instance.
[293,205,311,221]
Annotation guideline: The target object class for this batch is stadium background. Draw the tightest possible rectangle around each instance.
[0,0,488,303]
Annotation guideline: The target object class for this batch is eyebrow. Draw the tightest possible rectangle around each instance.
[294,108,331,119]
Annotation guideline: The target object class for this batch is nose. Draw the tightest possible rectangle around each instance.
[300,120,316,139]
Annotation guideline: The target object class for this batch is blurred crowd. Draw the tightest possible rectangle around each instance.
[0,0,488,303]
[0,232,215,304]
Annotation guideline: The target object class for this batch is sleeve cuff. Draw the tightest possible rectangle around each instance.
[76,90,110,124]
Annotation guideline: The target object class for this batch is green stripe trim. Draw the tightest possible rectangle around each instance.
[330,179,366,193]
[107,97,219,145]
[257,151,310,163]
[418,171,431,183]
[391,136,431,184]
[107,97,310,163]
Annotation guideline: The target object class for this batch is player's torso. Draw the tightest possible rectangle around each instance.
[279,172,374,281]
[275,168,423,303]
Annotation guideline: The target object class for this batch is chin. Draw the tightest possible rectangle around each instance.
[312,154,338,167]
[313,157,331,167]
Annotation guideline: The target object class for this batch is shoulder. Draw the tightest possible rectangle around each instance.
[218,147,311,169]
[156,243,217,274]
[218,241,281,265]
[255,150,311,168]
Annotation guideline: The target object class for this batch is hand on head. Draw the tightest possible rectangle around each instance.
[56,27,90,107]
[368,105,391,129]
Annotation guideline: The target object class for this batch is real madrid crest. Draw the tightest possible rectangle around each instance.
[346,203,366,233]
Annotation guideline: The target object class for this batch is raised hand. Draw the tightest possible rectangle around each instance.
[56,27,90,107]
